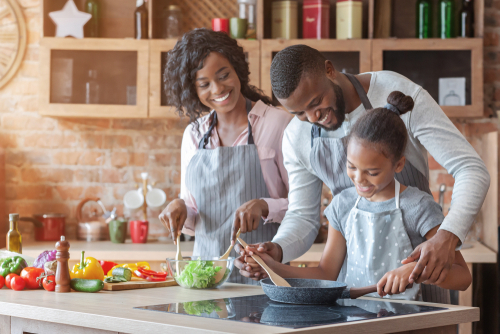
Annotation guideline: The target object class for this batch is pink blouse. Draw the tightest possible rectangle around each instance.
[180,100,293,235]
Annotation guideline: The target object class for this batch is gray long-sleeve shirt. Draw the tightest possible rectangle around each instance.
[273,71,490,264]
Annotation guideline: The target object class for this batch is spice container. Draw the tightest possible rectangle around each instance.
[303,0,330,39]
[336,0,362,40]
[272,1,298,39]
[164,5,182,39]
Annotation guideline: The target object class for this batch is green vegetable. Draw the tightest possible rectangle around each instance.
[104,276,127,283]
[183,300,222,316]
[0,256,28,277]
[111,267,132,281]
[70,278,104,292]
[175,258,222,289]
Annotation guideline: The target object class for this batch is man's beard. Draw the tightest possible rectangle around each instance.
[315,81,346,132]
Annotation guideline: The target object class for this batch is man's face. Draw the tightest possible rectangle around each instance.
[277,66,346,131]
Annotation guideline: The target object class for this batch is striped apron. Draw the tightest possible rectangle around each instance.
[185,99,280,285]
[309,73,450,304]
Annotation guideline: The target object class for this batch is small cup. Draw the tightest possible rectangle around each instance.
[230,18,247,39]
[123,189,144,210]
[212,18,230,34]
[130,220,149,244]
[146,188,167,209]
[109,219,127,244]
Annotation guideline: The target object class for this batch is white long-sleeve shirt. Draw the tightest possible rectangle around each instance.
[273,71,490,264]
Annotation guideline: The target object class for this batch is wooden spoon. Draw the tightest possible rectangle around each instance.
[214,229,241,284]
[175,234,183,274]
[237,237,291,287]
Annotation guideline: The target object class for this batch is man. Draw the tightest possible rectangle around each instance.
[235,45,490,302]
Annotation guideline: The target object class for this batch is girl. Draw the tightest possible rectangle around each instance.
[242,91,471,299]
[159,29,293,284]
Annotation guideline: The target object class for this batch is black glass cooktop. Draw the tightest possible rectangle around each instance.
[134,294,446,329]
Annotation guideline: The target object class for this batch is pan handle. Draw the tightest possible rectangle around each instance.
[342,284,378,299]
[19,217,44,228]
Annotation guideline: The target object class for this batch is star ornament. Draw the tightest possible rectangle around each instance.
[49,0,92,39]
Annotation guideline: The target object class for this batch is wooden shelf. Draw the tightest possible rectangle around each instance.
[372,38,483,118]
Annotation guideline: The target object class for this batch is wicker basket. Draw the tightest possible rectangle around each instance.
[168,0,238,32]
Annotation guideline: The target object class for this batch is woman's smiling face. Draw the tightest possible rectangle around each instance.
[346,137,405,201]
[195,51,242,113]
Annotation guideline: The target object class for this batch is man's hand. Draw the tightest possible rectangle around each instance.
[158,199,187,243]
[401,229,459,284]
[231,199,269,244]
[234,241,282,281]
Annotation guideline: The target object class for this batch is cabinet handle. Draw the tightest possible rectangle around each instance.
[298,264,307,268]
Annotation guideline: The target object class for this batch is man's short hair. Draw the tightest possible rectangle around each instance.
[270,45,327,99]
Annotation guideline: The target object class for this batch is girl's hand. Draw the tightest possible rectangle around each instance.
[231,199,269,244]
[377,263,416,297]
[158,199,187,243]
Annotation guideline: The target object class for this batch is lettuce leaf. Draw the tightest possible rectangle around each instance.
[175,258,222,289]
[183,300,222,316]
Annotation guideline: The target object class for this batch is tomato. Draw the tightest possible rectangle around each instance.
[11,276,25,291]
[0,275,4,289]
[42,275,55,292]
[20,267,44,289]
[5,273,18,289]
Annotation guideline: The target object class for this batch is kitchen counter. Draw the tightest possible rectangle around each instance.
[0,283,479,334]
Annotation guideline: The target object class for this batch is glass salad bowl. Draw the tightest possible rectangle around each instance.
[167,257,234,289]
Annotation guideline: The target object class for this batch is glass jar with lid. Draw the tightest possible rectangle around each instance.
[164,5,182,39]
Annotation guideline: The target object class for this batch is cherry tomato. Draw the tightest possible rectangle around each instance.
[42,275,55,292]
[11,276,25,291]
[5,273,18,289]
[20,267,45,289]
[0,275,4,289]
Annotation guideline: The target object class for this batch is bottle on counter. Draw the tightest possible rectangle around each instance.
[163,5,182,39]
[55,236,71,293]
[336,0,362,40]
[272,1,298,40]
[459,0,474,37]
[84,0,100,37]
[135,0,149,40]
[85,69,100,104]
[303,0,330,39]
[416,0,431,38]
[439,0,455,38]
[6,213,22,254]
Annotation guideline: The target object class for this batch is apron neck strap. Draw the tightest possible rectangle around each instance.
[354,179,401,208]
[198,98,254,149]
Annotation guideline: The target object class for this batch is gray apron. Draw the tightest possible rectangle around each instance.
[310,73,450,303]
[345,179,421,301]
[185,99,279,285]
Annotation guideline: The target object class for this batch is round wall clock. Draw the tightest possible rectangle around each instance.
[0,0,27,89]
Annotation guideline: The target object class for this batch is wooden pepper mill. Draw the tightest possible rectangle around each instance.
[55,235,71,293]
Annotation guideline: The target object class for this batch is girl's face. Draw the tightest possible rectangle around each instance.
[346,137,405,201]
[195,52,242,114]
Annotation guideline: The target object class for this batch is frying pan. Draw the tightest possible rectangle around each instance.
[260,278,378,305]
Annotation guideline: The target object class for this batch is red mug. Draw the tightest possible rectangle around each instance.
[212,18,229,34]
[130,220,149,243]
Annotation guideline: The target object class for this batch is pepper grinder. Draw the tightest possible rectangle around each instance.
[55,235,71,293]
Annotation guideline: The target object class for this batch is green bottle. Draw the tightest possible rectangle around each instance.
[416,0,431,38]
[85,0,100,38]
[439,0,455,38]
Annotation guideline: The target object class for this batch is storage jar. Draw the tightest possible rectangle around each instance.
[303,0,330,39]
[272,1,298,39]
[336,0,362,40]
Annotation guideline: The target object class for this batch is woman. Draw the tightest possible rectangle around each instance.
[159,28,292,284]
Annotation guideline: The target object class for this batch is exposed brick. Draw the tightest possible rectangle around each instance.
[103,135,133,149]
[24,133,63,148]
[428,155,444,170]
[485,32,500,47]
[83,186,105,198]
[130,153,148,166]
[464,122,498,137]
[101,169,129,183]
[437,173,455,188]
[6,150,51,167]
[74,169,100,183]
[80,133,103,149]
[6,185,53,200]
[0,133,19,148]
[169,169,181,185]
[16,96,39,112]
[110,152,129,168]
[79,151,105,166]
[53,151,82,165]
[5,166,21,184]
[57,118,111,131]
[55,186,84,200]
[21,167,73,183]
[154,152,180,167]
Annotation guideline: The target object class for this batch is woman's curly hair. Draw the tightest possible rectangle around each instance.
[163,28,273,131]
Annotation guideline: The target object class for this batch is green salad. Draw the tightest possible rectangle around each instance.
[175,258,229,289]
[183,300,223,316]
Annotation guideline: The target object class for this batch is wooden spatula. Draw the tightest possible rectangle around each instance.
[214,229,241,284]
[237,237,291,287]
[175,234,183,274]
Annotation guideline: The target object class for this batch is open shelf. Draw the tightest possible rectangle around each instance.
[39,38,149,118]
[149,39,261,118]
[372,38,483,118]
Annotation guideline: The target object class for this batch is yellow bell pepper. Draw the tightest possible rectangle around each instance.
[70,251,105,281]
[107,262,150,277]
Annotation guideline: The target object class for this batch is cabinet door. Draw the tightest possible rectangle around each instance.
[11,317,117,334]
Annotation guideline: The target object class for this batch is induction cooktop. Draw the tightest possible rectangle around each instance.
[134,294,447,329]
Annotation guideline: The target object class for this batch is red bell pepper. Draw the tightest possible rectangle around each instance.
[138,267,167,277]
[134,270,167,282]
[99,260,118,275]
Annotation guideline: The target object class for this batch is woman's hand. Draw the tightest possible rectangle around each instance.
[158,199,187,243]
[377,263,416,297]
[231,199,269,243]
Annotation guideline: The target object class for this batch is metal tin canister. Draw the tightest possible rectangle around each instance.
[272,1,298,39]
[303,0,330,39]
[336,0,362,39]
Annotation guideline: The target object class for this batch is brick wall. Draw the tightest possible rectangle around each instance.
[0,0,498,243]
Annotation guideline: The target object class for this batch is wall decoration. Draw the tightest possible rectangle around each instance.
[49,0,92,39]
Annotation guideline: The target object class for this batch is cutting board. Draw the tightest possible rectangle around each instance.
[103,277,178,291]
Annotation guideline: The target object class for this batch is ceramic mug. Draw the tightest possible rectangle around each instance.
[146,188,167,209]
[109,219,127,244]
[230,18,247,39]
[123,189,144,210]
[212,18,230,34]
[130,220,148,244]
